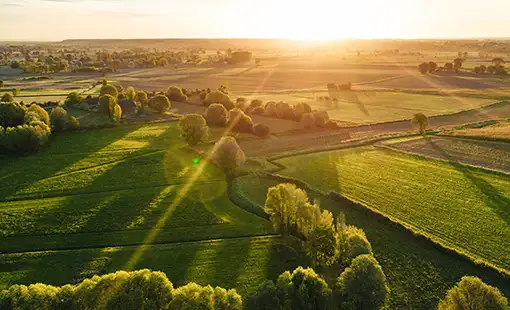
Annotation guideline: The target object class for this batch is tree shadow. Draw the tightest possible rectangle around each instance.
[424,137,510,225]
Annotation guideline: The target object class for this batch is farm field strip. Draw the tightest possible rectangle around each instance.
[382,136,510,173]
[274,145,510,271]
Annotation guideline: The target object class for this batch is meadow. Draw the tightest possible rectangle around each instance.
[274,143,510,272]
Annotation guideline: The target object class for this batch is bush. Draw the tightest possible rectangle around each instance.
[125,86,136,100]
[98,95,118,116]
[134,91,148,106]
[204,103,228,126]
[228,108,253,133]
[99,84,118,97]
[0,102,26,128]
[428,61,438,72]
[112,104,122,122]
[65,92,83,106]
[438,276,508,310]
[1,93,14,103]
[50,107,69,132]
[253,123,270,137]
[335,254,390,310]
[324,120,338,129]
[301,113,315,129]
[178,114,209,146]
[203,91,234,110]
[200,91,207,100]
[1,121,51,154]
[313,111,329,127]
[444,62,454,72]
[148,95,171,114]
[211,136,246,174]
[264,101,278,117]
[305,226,340,267]
[275,101,294,119]
[24,104,50,126]
[418,62,430,74]
[169,282,242,309]
[251,106,264,115]
[68,116,80,130]
[250,99,263,108]
[235,98,248,111]
[293,102,312,121]
[167,86,188,102]
[342,226,373,263]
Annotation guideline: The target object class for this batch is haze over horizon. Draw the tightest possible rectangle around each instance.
[1,0,510,41]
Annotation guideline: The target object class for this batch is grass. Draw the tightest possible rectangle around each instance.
[233,174,510,309]
[0,122,296,295]
[449,120,510,141]
[273,145,510,272]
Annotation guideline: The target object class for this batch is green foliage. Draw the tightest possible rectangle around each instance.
[125,86,136,100]
[412,113,428,134]
[203,91,234,110]
[228,108,253,133]
[115,85,124,95]
[12,89,20,97]
[253,123,270,137]
[134,91,148,106]
[264,183,333,237]
[275,102,294,120]
[211,136,246,174]
[419,62,430,74]
[1,93,14,103]
[68,116,80,131]
[0,121,51,154]
[112,103,122,122]
[169,282,242,310]
[0,102,26,127]
[148,95,171,114]
[50,107,69,132]
[167,86,188,102]
[264,101,277,117]
[250,99,263,108]
[65,92,83,106]
[204,103,228,126]
[438,276,508,310]
[99,84,118,97]
[251,106,265,115]
[98,94,118,116]
[25,104,50,126]
[342,226,373,263]
[305,226,340,268]
[0,80,3,88]
[178,114,209,146]
[313,111,330,127]
[247,267,331,310]
[335,254,390,310]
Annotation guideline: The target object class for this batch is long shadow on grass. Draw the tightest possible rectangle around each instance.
[425,138,510,224]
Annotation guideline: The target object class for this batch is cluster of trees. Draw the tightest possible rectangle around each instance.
[473,58,507,75]
[0,101,79,154]
[0,269,242,310]
[256,100,336,129]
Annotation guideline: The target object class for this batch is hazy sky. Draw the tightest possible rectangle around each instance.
[1,0,509,41]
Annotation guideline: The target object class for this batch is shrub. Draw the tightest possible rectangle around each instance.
[24,104,50,126]
[418,62,430,74]
[293,102,312,121]
[1,93,14,102]
[167,86,188,102]
[275,101,294,119]
[0,102,26,127]
[335,254,390,310]
[50,107,69,132]
[301,113,315,129]
[305,226,340,267]
[115,85,124,95]
[264,101,278,117]
[428,61,438,72]
[342,226,373,263]
[438,276,508,310]
[228,108,253,133]
[169,282,242,310]
[125,86,136,100]
[253,123,270,137]
[98,95,118,116]
[12,89,20,97]
[178,114,209,146]
[112,104,122,122]
[65,92,83,106]
[204,103,228,126]
[324,120,338,129]
[313,111,330,127]
[235,98,248,111]
[211,136,246,175]
[412,113,428,134]
[134,91,148,106]
[245,280,280,310]
[68,116,80,130]
[250,99,263,108]
[148,95,171,114]
[1,121,51,154]
[203,91,234,110]
[251,106,264,115]
[199,91,207,100]
[99,84,118,97]
[444,62,453,72]
[479,65,487,74]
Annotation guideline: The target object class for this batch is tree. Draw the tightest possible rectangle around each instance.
[112,104,122,122]
[453,58,463,72]
[64,92,83,106]
[444,62,453,72]
[487,65,496,74]
[492,57,505,67]
[1,93,14,102]
[418,62,430,74]
[1,121,51,154]
[245,280,281,310]
[253,123,270,137]
[203,91,234,110]
[342,226,373,263]
[305,226,340,268]
[50,107,69,132]
[204,103,228,126]
[210,136,245,176]
[228,108,253,133]
[167,86,188,102]
[277,267,331,310]
[335,254,390,310]
[301,113,315,129]
[438,276,508,310]
[428,61,438,73]
[99,84,118,97]
[24,104,50,126]
[178,114,209,146]
[148,95,171,114]
[479,65,487,74]
[134,91,148,106]
[126,86,136,100]
[412,113,428,134]
[313,111,330,127]
[0,102,26,127]
[98,94,117,116]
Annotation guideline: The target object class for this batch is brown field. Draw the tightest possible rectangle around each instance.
[451,121,510,140]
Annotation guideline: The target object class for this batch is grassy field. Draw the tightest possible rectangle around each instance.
[274,144,510,272]
[233,174,510,309]
[0,122,310,295]
[450,120,510,140]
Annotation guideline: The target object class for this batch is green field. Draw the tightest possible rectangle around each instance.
[274,145,510,272]
[0,122,306,295]
[233,174,510,309]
